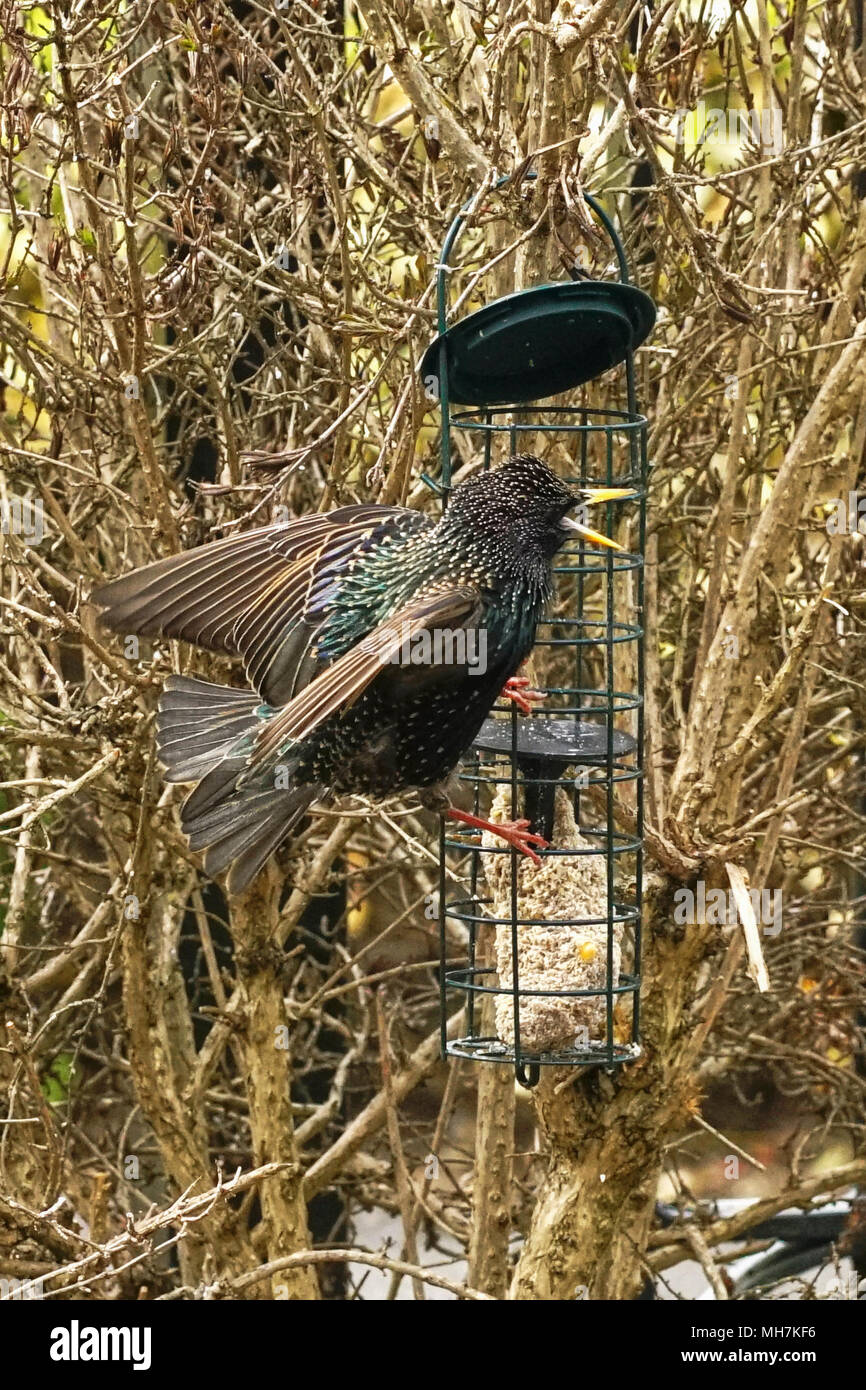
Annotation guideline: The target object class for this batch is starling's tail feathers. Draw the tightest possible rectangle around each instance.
[156,676,263,785]
[156,675,318,893]
[189,783,319,895]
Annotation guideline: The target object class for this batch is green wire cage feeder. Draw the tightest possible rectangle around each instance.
[421,183,655,1086]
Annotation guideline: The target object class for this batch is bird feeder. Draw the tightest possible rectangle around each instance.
[421,181,655,1085]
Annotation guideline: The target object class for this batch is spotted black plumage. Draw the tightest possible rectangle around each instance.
[93,455,619,893]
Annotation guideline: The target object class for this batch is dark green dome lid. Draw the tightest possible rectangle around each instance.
[420,279,656,407]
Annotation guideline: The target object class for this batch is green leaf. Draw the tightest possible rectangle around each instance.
[42,1052,77,1104]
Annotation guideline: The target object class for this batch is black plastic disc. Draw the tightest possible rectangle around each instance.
[420,280,656,407]
[473,716,636,766]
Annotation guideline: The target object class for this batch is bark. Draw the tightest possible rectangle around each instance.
[232,869,319,1299]
[467,932,515,1297]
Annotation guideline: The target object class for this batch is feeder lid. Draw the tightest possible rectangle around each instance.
[420,280,656,407]
[473,716,636,766]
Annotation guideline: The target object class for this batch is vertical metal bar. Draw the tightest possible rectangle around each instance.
[574,418,589,823]
[467,776,481,1049]
[605,424,615,1066]
[438,816,448,1059]
[628,351,646,1049]
[467,909,478,1043]
[439,339,452,504]
[467,411,493,1045]
[510,701,522,1076]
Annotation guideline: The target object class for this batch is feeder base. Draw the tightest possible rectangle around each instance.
[445,1034,642,1070]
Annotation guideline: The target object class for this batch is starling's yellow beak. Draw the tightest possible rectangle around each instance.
[582,486,636,505]
[562,487,635,551]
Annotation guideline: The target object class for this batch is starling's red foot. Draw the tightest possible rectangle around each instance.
[500,675,545,716]
[446,808,548,864]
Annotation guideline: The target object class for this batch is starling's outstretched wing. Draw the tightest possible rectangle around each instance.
[249,585,484,766]
[92,505,429,705]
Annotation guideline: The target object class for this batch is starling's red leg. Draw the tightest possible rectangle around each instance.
[446,808,548,864]
[500,675,545,716]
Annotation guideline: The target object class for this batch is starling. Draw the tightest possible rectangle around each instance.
[93,454,628,893]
